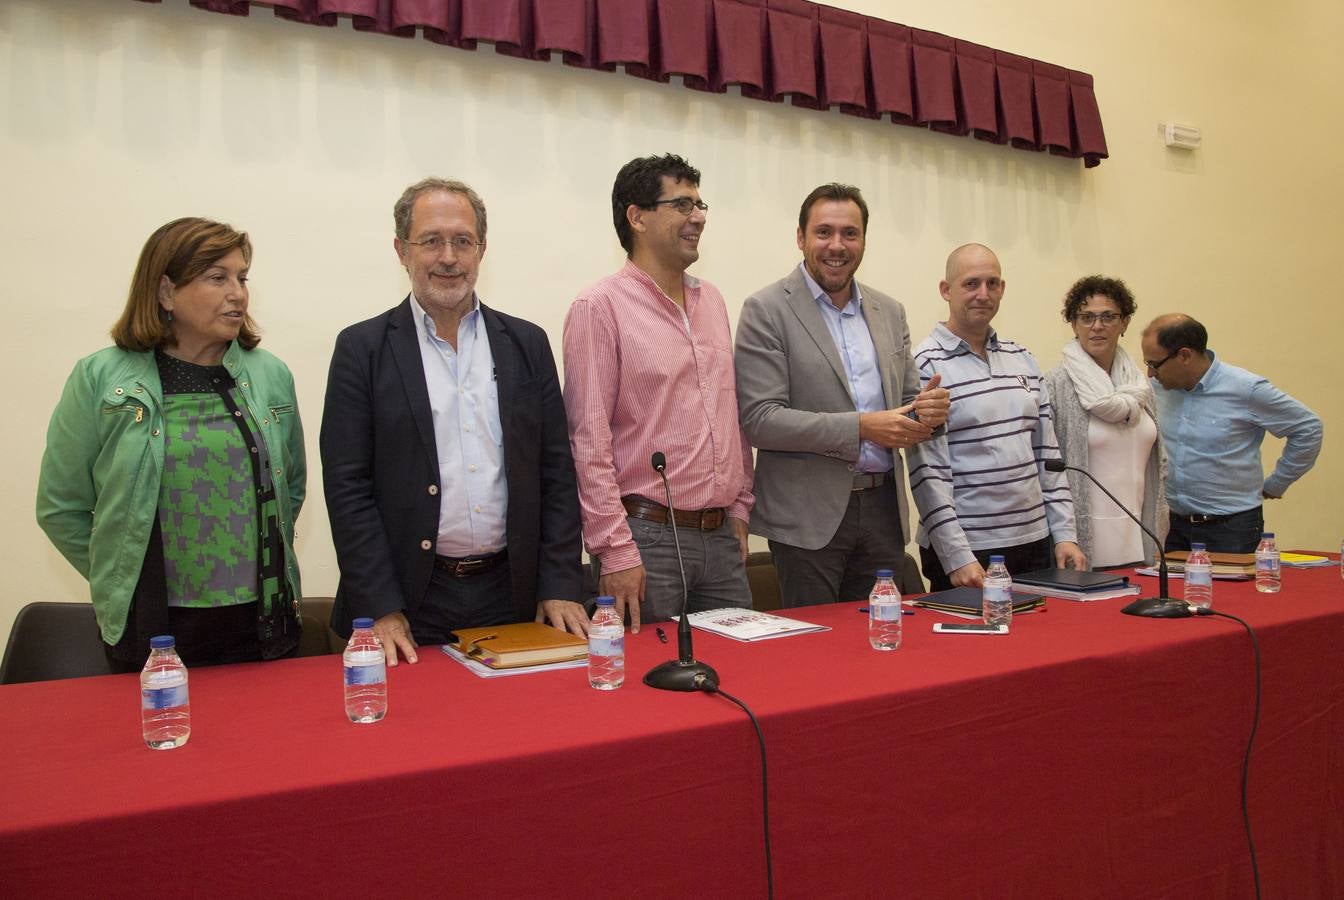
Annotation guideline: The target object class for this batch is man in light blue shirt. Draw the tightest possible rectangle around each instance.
[1141,314,1323,553]
[736,184,950,605]
[322,177,588,666]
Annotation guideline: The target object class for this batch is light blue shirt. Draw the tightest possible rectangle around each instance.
[907,324,1076,572]
[410,293,508,557]
[798,264,892,474]
[1153,351,1322,515]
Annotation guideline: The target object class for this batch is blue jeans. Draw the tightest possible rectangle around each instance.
[594,516,751,622]
[1164,506,1263,554]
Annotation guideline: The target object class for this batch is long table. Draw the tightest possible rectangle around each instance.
[3,565,1341,898]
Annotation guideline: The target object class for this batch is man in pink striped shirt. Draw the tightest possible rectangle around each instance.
[563,154,754,632]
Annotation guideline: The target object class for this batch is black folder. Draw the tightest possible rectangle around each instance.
[910,585,1047,616]
[1011,568,1129,593]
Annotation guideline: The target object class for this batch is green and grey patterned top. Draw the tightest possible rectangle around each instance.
[157,351,286,614]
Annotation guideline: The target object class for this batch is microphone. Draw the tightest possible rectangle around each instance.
[643,452,720,691]
[1043,458,1191,618]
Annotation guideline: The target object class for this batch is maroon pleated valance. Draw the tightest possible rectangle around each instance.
[134,0,1108,166]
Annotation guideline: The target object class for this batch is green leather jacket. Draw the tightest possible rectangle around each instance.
[36,343,305,645]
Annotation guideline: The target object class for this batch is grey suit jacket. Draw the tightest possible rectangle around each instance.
[735,267,922,550]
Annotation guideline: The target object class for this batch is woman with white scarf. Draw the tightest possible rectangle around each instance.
[1044,276,1168,568]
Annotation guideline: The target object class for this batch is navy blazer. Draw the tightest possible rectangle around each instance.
[321,297,583,636]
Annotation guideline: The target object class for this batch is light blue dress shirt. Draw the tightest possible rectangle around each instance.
[798,264,892,474]
[1154,351,1322,515]
[410,294,508,557]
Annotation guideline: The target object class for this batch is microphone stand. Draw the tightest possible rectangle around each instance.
[1044,459,1190,618]
[643,453,720,692]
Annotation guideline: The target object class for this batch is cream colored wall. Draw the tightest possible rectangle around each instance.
[3,0,1339,647]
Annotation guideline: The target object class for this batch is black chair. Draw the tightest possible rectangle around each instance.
[0,602,114,685]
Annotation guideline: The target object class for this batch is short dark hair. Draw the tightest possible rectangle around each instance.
[1149,316,1209,355]
[611,154,701,254]
[798,183,869,234]
[1061,275,1137,323]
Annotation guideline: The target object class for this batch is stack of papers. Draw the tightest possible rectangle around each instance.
[909,586,1047,619]
[1010,568,1140,602]
[1280,553,1334,568]
[685,609,829,642]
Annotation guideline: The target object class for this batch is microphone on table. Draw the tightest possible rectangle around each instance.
[1042,458,1191,618]
[643,451,720,692]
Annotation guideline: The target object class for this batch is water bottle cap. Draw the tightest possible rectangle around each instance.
[1191,543,1206,551]
[149,635,175,649]
[989,555,1005,563]
[352,617,374,629]
[875,568,894,578]
[595,596,615,607]
[1261,532,1274,538]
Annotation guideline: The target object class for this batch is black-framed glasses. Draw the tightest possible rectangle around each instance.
[1075,312,1123,327]
[650,197,709,215]
[404,235,483,255]
[1145,350,1180,371]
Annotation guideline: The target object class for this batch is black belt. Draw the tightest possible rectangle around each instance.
[433,548,508,578]
[1170,507,1259,525]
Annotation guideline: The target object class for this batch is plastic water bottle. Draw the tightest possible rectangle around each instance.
[343,617,387,723]
[1255,532,1281,593]
[1185,543,1213,610]
[982,556,1013,629]
[141,635,190,750]
[588,595,625,690]
[868,568,902,650]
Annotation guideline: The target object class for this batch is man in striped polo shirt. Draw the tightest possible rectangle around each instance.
[908,244,1088,590]
[563,154,754,632]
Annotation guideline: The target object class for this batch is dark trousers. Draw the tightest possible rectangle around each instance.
[409,560,516,645]
[920,537,1053,592]
[769,478,906,607]
[1164,506,1264,554]
[105,601,295,674]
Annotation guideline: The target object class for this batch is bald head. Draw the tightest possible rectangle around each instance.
[939,243,1005,345]
[945,243,1000,283]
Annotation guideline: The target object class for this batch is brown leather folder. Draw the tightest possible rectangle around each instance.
[450,622,588,669]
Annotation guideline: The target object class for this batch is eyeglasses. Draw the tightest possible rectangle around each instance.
[650,197,709,216]
[1074,312,1123,327]
[1145,350,1180,371]
[404,235,483,255]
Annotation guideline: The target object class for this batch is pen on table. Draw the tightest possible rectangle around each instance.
[857,607,913,615]
[655,627,669,643]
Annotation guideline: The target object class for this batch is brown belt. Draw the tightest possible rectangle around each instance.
[622,495,727,531]
[433,548,508,578]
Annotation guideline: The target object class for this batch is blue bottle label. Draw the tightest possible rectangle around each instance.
[589,636,624,656]
[870,600,903,621]
[141,684,188,711]
[344,661,386,686]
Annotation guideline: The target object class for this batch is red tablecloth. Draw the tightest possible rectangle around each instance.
[2,565,1341,898]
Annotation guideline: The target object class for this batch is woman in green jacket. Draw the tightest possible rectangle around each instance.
[37,218,305,671]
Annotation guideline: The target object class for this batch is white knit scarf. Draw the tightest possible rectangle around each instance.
[1059,339,1152,425]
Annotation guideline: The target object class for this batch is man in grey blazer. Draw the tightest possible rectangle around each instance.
[735,184,950,606]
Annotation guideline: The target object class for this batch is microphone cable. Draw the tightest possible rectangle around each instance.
[1196,607,1262,900]
[704,685,774,900]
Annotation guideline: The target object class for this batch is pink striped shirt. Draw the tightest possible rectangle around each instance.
[563,261,754,573]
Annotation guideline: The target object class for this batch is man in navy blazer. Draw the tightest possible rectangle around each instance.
[322,178,587,666]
